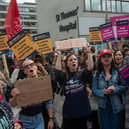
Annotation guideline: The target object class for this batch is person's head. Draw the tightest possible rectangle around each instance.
[98,49,112,66]
[64,54,79,80]
[124,49,129,56]
[97,49,114,74]
[122,44,129,51]
[14,58,24,68]
[34,54,47,66]
[22,59,38,78]
[80,54,88,69]
[14,120,23,129]
[113,50,124,66]
[65,54,78,72]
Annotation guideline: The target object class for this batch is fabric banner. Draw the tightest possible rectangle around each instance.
[8,30,34,60]
[33,32,53,54]
[89,27,102,42]
[14,76,53,107]
[4,0,22,39]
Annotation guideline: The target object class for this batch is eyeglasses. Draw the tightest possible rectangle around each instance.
[101,54,112,58]
[23,63,35,69]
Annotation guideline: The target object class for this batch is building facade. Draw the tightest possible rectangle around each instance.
[36,0,129,43]
[0,0,38,35]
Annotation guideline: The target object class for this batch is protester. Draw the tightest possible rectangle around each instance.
[92,49,127,129]
[113,49,127,129]
[11,59,54,129]
[14,120,23,129]
[54,53,92,129]
[0,93,14,129]
[80,49,100,129]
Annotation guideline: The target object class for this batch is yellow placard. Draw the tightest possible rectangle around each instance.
[34,38,53,54]
[11,35,34,60]
[0,35,9,50]
[89,31,102,42]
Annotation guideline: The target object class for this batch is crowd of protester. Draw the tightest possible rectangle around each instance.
[0,42,129,129]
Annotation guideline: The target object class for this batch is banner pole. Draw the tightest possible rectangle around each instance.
[2,54,10,81]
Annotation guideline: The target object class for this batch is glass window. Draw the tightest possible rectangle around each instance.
[122,2,129,12]
[0,13,6,18]
[111,0,116,12]
[0,5,7,11]
[85,0,91,11]
[116,0,121,12]
[102,0,106,11]
[29,7,36,12]
[84,0,129,13]
[107,0,111,11]
[92,0,101,11]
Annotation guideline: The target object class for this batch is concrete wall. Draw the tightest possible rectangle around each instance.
[36,0,125,43]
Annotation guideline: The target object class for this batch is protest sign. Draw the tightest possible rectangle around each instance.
[120,66,129,85]
[55,38,87,50]
[0,32,9,51]
[70,38,87,48]
[8,30,34,60]
[110,15,129,26]
[110,15,129,38]
[89,27,102,42]
[14,75,53,107]
[33,32,53,54]
[100,22,115,42]
[55,40,71,50]
[116,20,129,40]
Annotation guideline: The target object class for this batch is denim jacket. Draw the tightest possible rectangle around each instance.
[92,69,127,114]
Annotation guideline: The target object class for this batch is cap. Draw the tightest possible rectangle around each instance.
[14,120,23,128]
[98,49,112,57]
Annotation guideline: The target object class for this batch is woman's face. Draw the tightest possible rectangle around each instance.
[67,55,78,72]
[23,60,38,78]
[14,123,22,129]
[114,51,123,65]
[100,54,112,66]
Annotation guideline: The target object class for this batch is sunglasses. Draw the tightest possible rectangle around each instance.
[23,62,35,69]
[101,54,112,58]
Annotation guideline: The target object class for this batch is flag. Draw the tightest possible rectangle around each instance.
[4,0,22,39]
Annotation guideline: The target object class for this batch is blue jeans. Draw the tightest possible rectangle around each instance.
[19,113,45,129]
[99,108,123,129]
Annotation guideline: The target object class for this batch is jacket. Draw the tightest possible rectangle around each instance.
[92,69,127,114]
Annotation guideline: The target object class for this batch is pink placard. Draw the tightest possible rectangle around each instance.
[100,27,114,41]
[110,15,129,26]
[117,25,129,38]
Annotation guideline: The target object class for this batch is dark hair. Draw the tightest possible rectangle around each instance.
[64,54,80,80]
[96,56,115,76]
[122,44,129,49]
[114,49,125,59]
[80,55,88,69]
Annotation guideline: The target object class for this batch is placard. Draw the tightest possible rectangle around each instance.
[14,75,53,107]
[116,20,129,40]
[89,27,102,42]
[120,66,129,85]
[0,34,9,51]
[33,32,53,54]
[55,38,87,50]
[8,30,34,60]
[100,22,115,42]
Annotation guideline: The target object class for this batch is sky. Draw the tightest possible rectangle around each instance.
[6,0,35,3]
